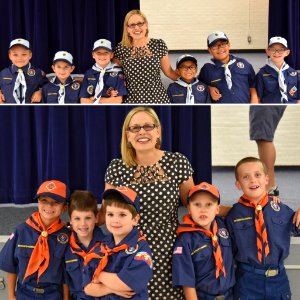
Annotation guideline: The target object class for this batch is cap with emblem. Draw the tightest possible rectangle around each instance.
[268,36,288,48]
[102,186,140,213]
[9,38,31,50]
[93,39,112,52]
[207,31,229,48]
[176,54,198,68]
[187,182,220,204]
[35,180,69,203]
[53,51,74,65]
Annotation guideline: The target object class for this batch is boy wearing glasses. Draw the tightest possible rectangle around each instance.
[255,36,300,103]
[199,31,257,103]
[167,54,210,104]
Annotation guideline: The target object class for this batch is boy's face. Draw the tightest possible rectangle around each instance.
[177,60,197,83]
[188,193,219,230]
[92,48,113,68]
[266,43,290,65]
[38,196,66,228]
[52,61,75,82]
[70,210,97,242]
[208,40,230,63]
[105,204,139,244]
[235,162,269,203]
[9,46,32,68]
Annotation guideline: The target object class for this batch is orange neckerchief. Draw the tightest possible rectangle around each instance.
[177,215,226,278]
[69,232,102,265]
[23,212,65,282]
[238,193,270,262]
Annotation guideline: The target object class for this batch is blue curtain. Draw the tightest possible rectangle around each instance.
[0,0,140,74]
[269,0,300,69]
[0,106,211,205]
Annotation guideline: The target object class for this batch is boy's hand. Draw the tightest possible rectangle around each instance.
[208,86,222,101]
[109,89,118,97]
[0,91,5,103]
[114,290,136,298]
[31,90,42,103]
[293,208,300,228]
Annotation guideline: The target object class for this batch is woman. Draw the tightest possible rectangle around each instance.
[102,106,194,299]
[114,10,178,104]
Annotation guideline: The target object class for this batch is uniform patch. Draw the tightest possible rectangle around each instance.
[218,228,229,239]
[27,68,36,76]
[270,200,280,212]
[289,86,297,97]
[71,82,80,90]
[87,85,94,95]
[110,72,117,77]
[173,246,183,254]
[57,233,69,244]
[134,251,153,269]
[197,84,205,92]
[46,181,57,191]
[9,233,15,240]
[237,62,244,69]
[125,245,138,255]
[290,72,297,76]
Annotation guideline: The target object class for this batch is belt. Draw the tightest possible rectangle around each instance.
[239,262,284,277]
[198,289,232,300]
[21,283,61,294]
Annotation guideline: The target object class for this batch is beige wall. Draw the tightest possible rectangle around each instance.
[141,0,268,50]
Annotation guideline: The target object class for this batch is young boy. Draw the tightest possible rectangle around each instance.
[198,31,257,103]
[226,157,300,299]
[42,51,81,104]
[83,186,153,299]
[80,39,127,104]
[172,182,235,300]
[167,54,210,103]
[0,38,47,104]
[255,36,300,103]
[0,180,70,300]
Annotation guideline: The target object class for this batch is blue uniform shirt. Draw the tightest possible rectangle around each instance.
[64,227,106,300]
[167,78,211,104]
[0,64,48,103]
[226,196,300,267]
[82,227,153,300]
[42,76,81,103]
[79,68,127,100]
[198,55,255,103]
[256,64,300,103]
[172,217,235,297]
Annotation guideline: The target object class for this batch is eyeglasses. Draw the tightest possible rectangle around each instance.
[127,22,145,29]
[268,47,286,54]
[179,66,197,71]
[210,42,229,50]
[127,123,157,133]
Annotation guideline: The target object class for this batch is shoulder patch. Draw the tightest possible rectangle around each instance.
[237,62,244,69]
[270,200,280,212]
[196,84,205,92]
[125,245,139,255]
[27,68,36,76]
[218,228,229,239]
[57,233,69,244]
[134,251,153,269]
[290,71,297,76]
[173,246,183,254]
[71,82,80,90]
[87,85,94,95]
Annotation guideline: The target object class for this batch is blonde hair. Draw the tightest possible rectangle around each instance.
[234,156,268,180]
[121,10,149,48]
[121,107,162,167]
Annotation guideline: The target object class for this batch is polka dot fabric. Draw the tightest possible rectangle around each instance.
[105,151,193,299]
[114,38,171,104]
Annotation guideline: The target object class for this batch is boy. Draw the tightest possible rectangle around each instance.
[0,180,70,300]
[83,186,153,299]
[255,36,300,103]
[172,182,235,300]
[80,39,127,104]
[43,51,81,103]
[64,190,106,299]
[226,157,300,299]
[0,38,47,104]
[167,54,210,104]
[198,31,257,103]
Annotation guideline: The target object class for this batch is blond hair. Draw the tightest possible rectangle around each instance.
[121,107,162,167]
[234,156,268,180]
[121,10,149,48]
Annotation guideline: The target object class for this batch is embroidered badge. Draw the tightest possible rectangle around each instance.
[173,246,183,254]
[290,72,297,77]
[9,233,15,240]
[289,86,297,97]
[125,245,139,255]
[46,181,56,191]
[57,233,69,244]
[71,82,80,90]
[270,201,280,212]
[197,84,205,92]
[27,68,36,76]
[110,72,117,77]
[134,251,153,269]
[218,228,229,239]
[237,62,244,69]
[87,85,94,95]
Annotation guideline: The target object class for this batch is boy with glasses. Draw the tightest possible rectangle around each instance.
[199,31,257,103]
[167,54,210,103]
[255,36,300,103]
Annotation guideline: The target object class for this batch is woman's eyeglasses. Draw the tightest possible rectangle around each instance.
[127,124,157,133]
[127,22,145,29]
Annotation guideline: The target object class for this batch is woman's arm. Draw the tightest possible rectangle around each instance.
[179,176,195,207]
[98,182,116,225]
[160,54,179,81]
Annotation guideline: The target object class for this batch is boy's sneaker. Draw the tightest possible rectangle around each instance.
[268,186,279,196]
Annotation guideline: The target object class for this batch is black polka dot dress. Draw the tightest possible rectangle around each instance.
[114,38,171,104]
[105,151,193,299]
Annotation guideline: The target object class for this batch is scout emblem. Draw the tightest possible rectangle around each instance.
[27,68,36,76]
[57,233,69,244]
[87,85,94,95]
[218,228,229,239]
[71,82,80,90]
[125,245,138,255]
[237,62,244,69]
[270,200,280,212]
[197,85,205,92]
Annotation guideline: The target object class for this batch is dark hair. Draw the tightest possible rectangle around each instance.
[234,156,268,180]
[68,190,98,217]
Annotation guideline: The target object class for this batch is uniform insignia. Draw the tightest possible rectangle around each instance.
[218,228,229,239]
[289,86,297,97]
[87,85,94,95]
[125,245,138,254]
[57,233,69,244]
[237,62,244,69]
[270,200,280,212]
[290,72,297,76]
[71,82,80,90]
[173,246,183,254]
[27,68,36,76]
[9,233,15,240]
[134,251,153,269]
[46,181,56,191]
[196,84,205,92]
[110,72,117,77]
